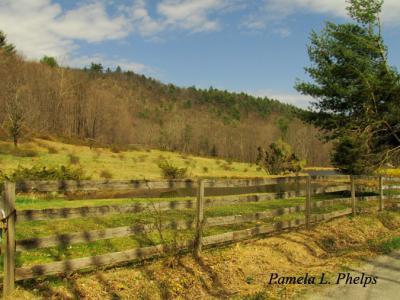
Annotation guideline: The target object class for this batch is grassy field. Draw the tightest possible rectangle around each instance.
[11,211,400,300]
[12,194,305,266]
[0,138,268,180]
[1,138,397,296]
[3,191,366,269]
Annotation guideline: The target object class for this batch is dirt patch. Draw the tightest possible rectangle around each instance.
[13,211,400,300]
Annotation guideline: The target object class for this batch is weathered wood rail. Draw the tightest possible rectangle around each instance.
[16,184,348,222]
[1,174,398,297]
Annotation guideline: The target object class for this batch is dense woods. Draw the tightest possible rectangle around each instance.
[0,48,331,166]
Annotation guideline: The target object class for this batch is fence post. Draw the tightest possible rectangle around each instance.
[295,175,300,197]
[379,176,384,211]
[305,176,312,230]
[3,182,16,297]
[351,175,356,216]
[194,179,205,258]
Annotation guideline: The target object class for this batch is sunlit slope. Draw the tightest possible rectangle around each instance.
[0,139,268,179]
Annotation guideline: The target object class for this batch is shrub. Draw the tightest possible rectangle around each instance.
[138,155,148,162]
[157,159,188,179]
[256,139,305,175]
[47,146,58,154]
[99,169,113,179]
[0,144,39,157]
[12,149,39,157]
[331,135,370,175]
[0,165,88,183]
[68,153,80,165]
[202,166,209,173]
[223,165,233,171]
[110,144,127,153]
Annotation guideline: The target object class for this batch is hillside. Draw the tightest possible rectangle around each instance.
[0,139,268,180]
[0,51,331,166]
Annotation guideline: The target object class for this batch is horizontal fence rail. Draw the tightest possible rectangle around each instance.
[1,174,399,297]
[16,205,306,251]
[14,209,351,281]
[16,185,349,223]
[15,177,312,193]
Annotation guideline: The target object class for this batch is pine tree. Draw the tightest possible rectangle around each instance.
[296,0,400,173]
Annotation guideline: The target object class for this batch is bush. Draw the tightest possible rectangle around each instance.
[331,135,371,175]
[157,159,188,179]
[0,165,88,183]
[47,146,58,154]
[68,153,80,165]
[99,169,113,179]
[138,155,148,162]
[12,149,39,157]
[256,139,305,175]
[222,164,233,171]
[110,144,127,153]
[0,144,39,157]
[202,166,209,173]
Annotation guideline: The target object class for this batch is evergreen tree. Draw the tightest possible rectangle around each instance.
[89,62,103,73]
[0,30,16,54]
[296,0,400,173]
[40,56,58,68]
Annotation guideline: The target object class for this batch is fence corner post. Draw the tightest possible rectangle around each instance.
[3,181,16,298]
[351,175,356,216]
[194,179,205,258]
[379,176,384,211]
[305,175,311,230]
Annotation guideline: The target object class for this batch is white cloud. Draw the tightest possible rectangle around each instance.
[0,0,245,74]
[241,0,400,32]
[0,0,129,59]
[253,89,314,109]
[273,27,291,38]
[130,0,244,36]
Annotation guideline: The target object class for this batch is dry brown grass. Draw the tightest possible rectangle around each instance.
[12,212,400,299]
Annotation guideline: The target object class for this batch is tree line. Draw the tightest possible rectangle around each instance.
[0,30,331,166]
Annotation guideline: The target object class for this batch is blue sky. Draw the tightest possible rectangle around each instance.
[1,0,400,108]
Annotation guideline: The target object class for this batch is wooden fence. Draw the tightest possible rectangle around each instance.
[1,174,399,297]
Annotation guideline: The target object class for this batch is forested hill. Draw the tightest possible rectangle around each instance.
[0,52,331,166]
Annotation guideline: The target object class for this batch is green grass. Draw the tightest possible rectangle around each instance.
[0,139,364,273]
[378,237,400,254]
[0,136,396,292]
[0,172,368,272]
[1,193,356,270]
[0,139,270,180]
[15,195,195,211]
